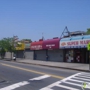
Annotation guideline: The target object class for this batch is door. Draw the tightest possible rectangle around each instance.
[35,50,46,60]
[48,49,63,62]
[25,50,34,59]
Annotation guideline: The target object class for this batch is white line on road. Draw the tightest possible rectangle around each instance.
[56,84,79,90]
[0,81,29,90]
[73,77,90,81]
[79,72,90,75]
[30,75,50,81]
[76,75,90,78]
[0,75,50,90]
[69,78,90,83]
[64,81,81,87]
[40,73,81,90]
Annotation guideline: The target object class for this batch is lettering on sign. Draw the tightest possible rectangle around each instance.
[67,41,78,46]
[46,44,55,47]
[60,39,90,47]
[31,45,42,49]
[80,40,90,45]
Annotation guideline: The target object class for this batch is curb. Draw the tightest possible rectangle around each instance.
[16,61,90,72]
[1,60,90,72]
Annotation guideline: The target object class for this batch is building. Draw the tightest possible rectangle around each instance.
[60,35,90,63]
[30,38,64,62]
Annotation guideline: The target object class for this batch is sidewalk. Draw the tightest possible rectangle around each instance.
[16,59,90,72]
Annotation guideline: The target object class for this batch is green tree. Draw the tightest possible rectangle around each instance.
[0,37,16,59]
[21,39,32,43]
[0,36,23,60]
[86,28,90,35]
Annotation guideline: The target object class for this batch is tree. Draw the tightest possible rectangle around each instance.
[0,37,16,59]
[21,39,32,43]
[86,28,90,35]
[0,39,8,59]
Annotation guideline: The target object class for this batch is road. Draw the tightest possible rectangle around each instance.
[0,60,89,90]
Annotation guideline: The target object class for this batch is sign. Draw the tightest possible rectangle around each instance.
[30,45,42,50]
[87,43,90,50]
[60,39,90,48]
[25,43,30,49]
[43,38,60,49]
[82,82,90,90]
[16,43,25,50]
[30,41,43,50]
[46,44,55,49]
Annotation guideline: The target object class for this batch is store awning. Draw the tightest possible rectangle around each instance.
[60,35,90,48]
[30,41,43,50]
[43,38,60,49]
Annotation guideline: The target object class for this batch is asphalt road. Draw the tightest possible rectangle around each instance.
[0,60,89,90]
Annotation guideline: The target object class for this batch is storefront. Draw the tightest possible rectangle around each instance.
[30,40,46,60]
[43,38,63,62]
[60,35,90,63]
[25,43,34,59]
[16,50,24,58]
[15,43,25,58]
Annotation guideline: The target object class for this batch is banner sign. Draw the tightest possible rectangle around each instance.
[30,41,43,50]
[43,39,59,49]
[30,45,42,50]
[16,43,25,50]
[60,39,90,48]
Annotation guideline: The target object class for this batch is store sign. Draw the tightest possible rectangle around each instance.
[25,43,30,49]
[30,45,42,50]
[15,43,25,50]
[46,44,55,48]
[60,39,90,48]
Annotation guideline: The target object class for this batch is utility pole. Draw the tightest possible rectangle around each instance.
[42,32,44,40]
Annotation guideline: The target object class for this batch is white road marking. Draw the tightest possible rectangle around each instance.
[76,75,90,78]
[30,75,50,81]
[0,81,29,90]
[64,81,81,87]
[1,72,89,90]
[40,73,81,90]
[0,75,50,90]
[69,78,90,83]
[56,84,79,90]
[61,73,81,82]
[40,81,60,90]
[79,72,90,75]
[79,75,90,77]
[73,77,90,81]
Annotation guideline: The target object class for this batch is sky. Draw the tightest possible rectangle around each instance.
[0,0,90,41]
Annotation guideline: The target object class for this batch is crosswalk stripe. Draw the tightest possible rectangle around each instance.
[40,81,61,90]
[79,75,90,77]
[79,72,90,75]
[73,77,90,81]
[61,73,81,82]
[39,72,90,90]
[40,73,81,90]
[76,75,90,78]
[0,72,89,90]
[69,78,90,83]
[0,81,29,90]
[30,75,50,81]
[64,81,82,87]
[56,84,79,90]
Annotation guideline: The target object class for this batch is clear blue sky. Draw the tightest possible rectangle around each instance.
[0,0,90,41]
